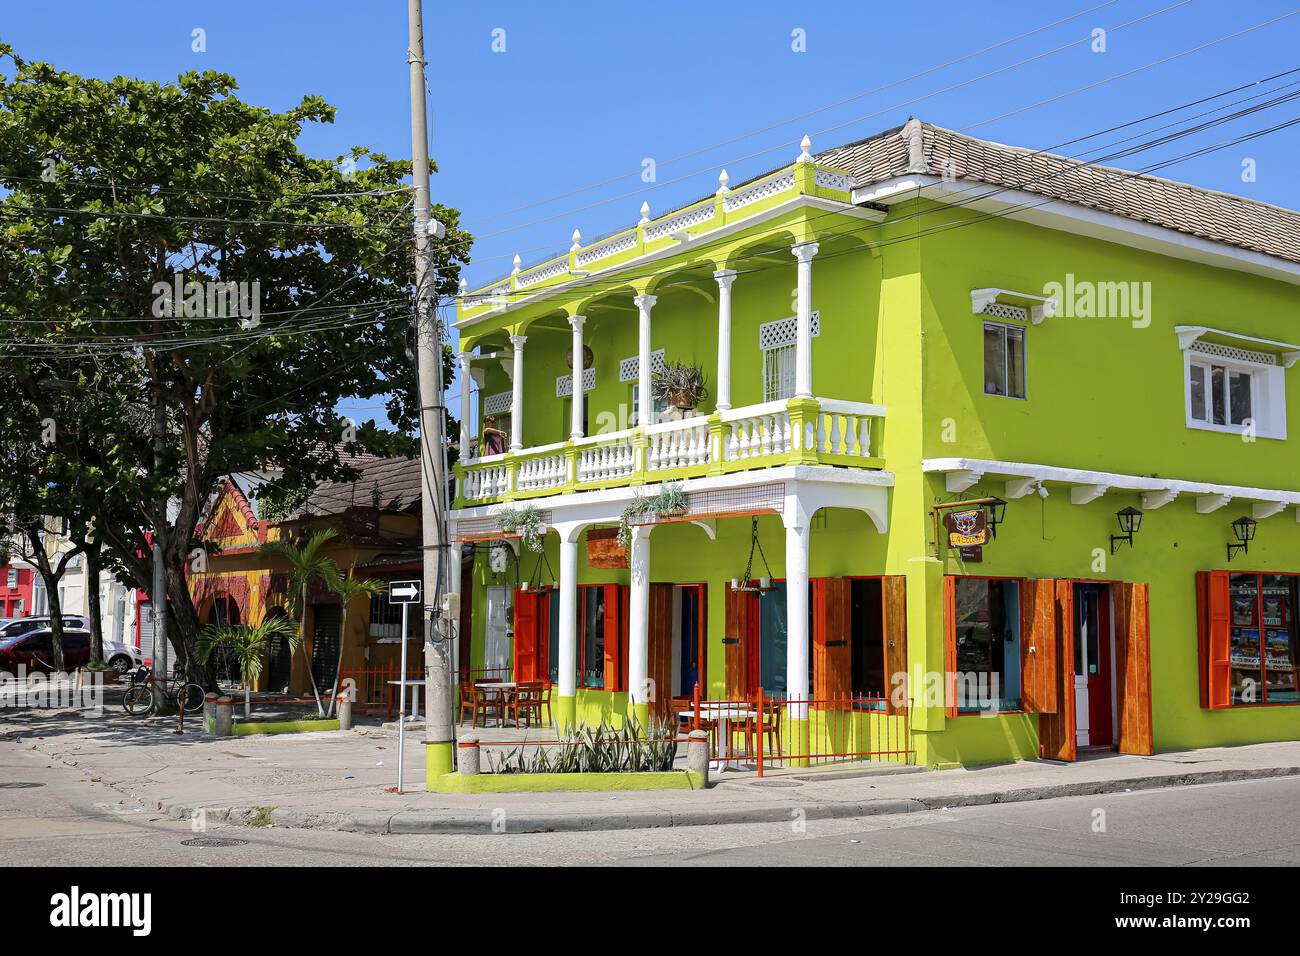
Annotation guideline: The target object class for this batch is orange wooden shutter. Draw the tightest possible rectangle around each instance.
[1205,570,1232,710]
[724,585,751,698]
[1038,580,1076,761]
[944,576,957,718]
[513,588,539,682]
[604,584,626,693]
[813,578,852,702]
[883,575,908,713]
[647,584,675,719]
[1020,578,1059,714]
[1115,582,1154,755]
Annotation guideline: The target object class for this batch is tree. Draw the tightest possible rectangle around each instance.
[257,528,340,716]
[321,566,387,718]
[198,616,301,719]
[0,48,471,687]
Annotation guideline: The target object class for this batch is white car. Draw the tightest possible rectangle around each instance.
[0,617,143,673]
[103,640,145,674]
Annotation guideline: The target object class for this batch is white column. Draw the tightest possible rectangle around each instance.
[785,520,810,719]
[713,270,736,411]
[628,525,652,717]
[792,242,819,399]
[557,530,580,702]
[633,294,656,427]
[508,334,526,452]
[457,352,472,455]
[447,531,462,678]
[568,315,586,440]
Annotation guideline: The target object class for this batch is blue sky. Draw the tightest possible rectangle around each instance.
[5,0,1300,424]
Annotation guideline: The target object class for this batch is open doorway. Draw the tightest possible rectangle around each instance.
[1073,582,1116,751]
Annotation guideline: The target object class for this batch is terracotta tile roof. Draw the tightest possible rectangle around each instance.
[296,455,422,517]
[815,119,1300,266]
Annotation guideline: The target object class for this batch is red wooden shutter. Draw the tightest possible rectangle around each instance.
[513,588,539,682]
[647,584,675,719]
[725,585,751,698]
[944,576,957,718]
[457,560,473,680]
[882,576,908,713]
[813,578,852,702]
[1020,578,1059,714]
[1205,570,1232,710]
[1038,580,1076,761]
[1115,582,1154,755]
[604,584,626,692]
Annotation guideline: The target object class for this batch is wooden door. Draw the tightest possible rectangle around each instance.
[1114,582,1154,755]
[1198,570,1233,709]
[724,586,753,698]
[882,576,908,713]
[1038,580,1076,761]
[603,584,626,692]
[513,588,540,681]
[813,578,852,702]
[647,583,675,719]
[1020,578,1059,714]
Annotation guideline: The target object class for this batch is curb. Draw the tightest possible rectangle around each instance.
[157,764,1300,836]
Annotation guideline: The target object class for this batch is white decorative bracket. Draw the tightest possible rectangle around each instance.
[971,288,1059,325]
[689,519,717,541]
[1005,477,1042,500]
[1252,501,1287,520]
[1196,493,1232,514]
[1176,325,1300,366]
[945,470,983,494]
[1140,489,1179,510]
[1069,484,1109,505]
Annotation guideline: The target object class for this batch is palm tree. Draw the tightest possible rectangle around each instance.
[321,566,388,717]
[197,616,301,719]
[258,528,340,716]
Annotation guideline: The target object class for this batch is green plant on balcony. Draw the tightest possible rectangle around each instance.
[617,482,688,550]
[652,361,708,411]
[497,504,545,553]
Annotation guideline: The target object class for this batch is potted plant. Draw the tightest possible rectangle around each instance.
[566,345,594,370]
[498,504,545,553]
[617,482,688,550]
[652,362,708,411]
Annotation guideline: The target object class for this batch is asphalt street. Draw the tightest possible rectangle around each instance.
[1,733,1297,867]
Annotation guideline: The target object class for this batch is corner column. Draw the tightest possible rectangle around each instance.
[627,525,652,729]
[508,334,527,452]
[713,270,736,411]
[791,242,819,399]
[784,516,811,766]
[555,523,583,730]
[633,295,656,427]
[568,315,587,440]
[458,352,473,454]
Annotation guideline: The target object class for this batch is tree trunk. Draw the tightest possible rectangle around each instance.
[326,600,348,718]
[86,542,104,662]
[299,581,324,716]
[163,557,215,689]
[25,528,65,672]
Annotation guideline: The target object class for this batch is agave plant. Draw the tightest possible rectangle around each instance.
[652,362,708,410]
[486,716,679,774]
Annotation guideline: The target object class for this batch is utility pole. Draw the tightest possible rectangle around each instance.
[407,0,453,780]
[151,363,168,682]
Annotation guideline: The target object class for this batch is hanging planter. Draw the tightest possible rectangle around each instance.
[585,527,627,569]
[616,482,689,551]
[566,345,594,370]
[497,504,545,553]
[730,516,776,592]
[652,362,708,411]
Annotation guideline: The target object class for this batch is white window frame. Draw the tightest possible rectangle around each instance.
[982,320,1027,401]
[1183,346,1286,440]
[759,313,820,402]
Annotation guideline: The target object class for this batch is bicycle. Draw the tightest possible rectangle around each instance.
[123,666,206,717]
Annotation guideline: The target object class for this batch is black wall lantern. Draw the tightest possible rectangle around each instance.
[1110,506,1144,554]
[986,497,1007,539]
[1227,515,1257,562]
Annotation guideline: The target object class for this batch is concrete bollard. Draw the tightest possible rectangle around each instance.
[457,735,481,776]
[336,695,352,731]
[203,693,219,736]
[687,729,710,787]
[214,696,233,737]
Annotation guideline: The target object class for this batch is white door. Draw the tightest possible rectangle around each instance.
[484,586,512,680]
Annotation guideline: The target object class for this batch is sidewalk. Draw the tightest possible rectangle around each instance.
[6,706,1300,835]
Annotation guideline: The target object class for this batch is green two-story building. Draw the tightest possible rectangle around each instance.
[446,119,1300,772]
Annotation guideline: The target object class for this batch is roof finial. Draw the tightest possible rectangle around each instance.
[512,253,522,275]
[458,277,468,295]
[717,168,730,194]
[797,134,813,163]
[901,118,927,173]
[639,201,651,225]
[571,228,582,251]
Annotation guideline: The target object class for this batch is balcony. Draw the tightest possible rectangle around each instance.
[454,396,885,508]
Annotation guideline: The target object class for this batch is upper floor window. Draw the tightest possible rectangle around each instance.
[983,321,1026,399]
[759,313,819,402]
[1178,327,1291,440]
[1187,359,1252,427]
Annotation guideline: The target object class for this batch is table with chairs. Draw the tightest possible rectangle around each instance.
[458,677,553,729]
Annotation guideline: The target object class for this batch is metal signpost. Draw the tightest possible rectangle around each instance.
[389,579,422,792]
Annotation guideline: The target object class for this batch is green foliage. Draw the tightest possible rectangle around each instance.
[617,482,687,551]
[257,528,339,622]
[652,362,708,408]
[486,717,679,774]
[497,504,545,553]
[197,615,300,690]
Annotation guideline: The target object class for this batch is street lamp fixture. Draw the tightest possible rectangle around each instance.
[1110,506,1144,554]
[986,497,1007,539]
[1227,515,1257,562]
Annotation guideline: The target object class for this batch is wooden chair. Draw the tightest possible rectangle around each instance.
[512,681,546,728]
[673,696,719,756]
[743,696,783,764]
[461,681,505,728]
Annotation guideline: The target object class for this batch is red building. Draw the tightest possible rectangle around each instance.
[0,557,35,619]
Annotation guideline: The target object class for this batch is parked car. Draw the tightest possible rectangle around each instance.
[0,626,93,673]
[103,639,144,674]
[0,615,88,641]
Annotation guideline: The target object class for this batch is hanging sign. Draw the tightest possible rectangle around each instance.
[943,508,989,561]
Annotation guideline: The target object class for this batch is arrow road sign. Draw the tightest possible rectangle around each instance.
[388,580,422,604]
